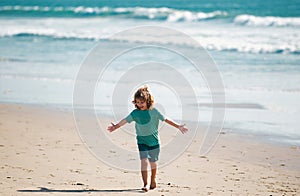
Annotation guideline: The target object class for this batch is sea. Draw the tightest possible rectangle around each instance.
[0,0,299,146]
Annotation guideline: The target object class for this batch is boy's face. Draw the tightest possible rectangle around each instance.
[135,98,147,110]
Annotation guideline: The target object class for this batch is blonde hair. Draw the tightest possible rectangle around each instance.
[132,86,154,109]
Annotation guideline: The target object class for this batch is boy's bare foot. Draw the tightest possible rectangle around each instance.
[150,181,156,190]
[141,186,148,192]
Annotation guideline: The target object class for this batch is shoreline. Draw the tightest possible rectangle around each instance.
[1,103,300,195]
[1,101,299,148]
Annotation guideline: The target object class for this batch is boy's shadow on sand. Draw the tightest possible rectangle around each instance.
[18,187,144,193]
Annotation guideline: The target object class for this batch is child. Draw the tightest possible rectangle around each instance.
[107,86,188,192]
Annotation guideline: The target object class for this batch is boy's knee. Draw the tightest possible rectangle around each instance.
[141,158,148,165]
[141,158,148,171]
[149,161,157,169]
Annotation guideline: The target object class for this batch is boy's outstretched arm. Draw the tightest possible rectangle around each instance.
[107,119,127,132]
[165,118,188,134]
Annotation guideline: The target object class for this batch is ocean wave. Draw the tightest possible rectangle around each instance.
[201,43,300,54]
[234,14,300,27]
[0,74,73,83]
[0,5,227,22]
[0,30,96,40]
[1,30,299,55]
[0,57,26,62]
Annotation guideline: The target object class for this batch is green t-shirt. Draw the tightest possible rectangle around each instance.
[125,108,165,146]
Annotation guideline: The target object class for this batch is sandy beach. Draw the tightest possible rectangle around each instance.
[0,103,299,195]
[1,0,300,195]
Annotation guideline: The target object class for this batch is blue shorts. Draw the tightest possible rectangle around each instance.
[138,144,160,162]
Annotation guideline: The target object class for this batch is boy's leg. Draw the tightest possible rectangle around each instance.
[148,145,159,190]
[141,158,148,191]
[149,161,157,190]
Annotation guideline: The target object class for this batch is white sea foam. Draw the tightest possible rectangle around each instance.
[1,5,300,28]
[234,14,300,27]
[1,16,299,54]
[166,10,226,22]
[0,5,227,22]
[0,74,74,83]
[1,6,299,55]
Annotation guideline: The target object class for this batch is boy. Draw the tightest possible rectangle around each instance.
[107,86,188,191]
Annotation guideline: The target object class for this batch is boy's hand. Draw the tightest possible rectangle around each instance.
[107,122,119,132]
[178,124,188,134]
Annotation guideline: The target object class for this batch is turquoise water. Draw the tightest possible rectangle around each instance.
[0,0,300,145]
[1,0,299,17]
